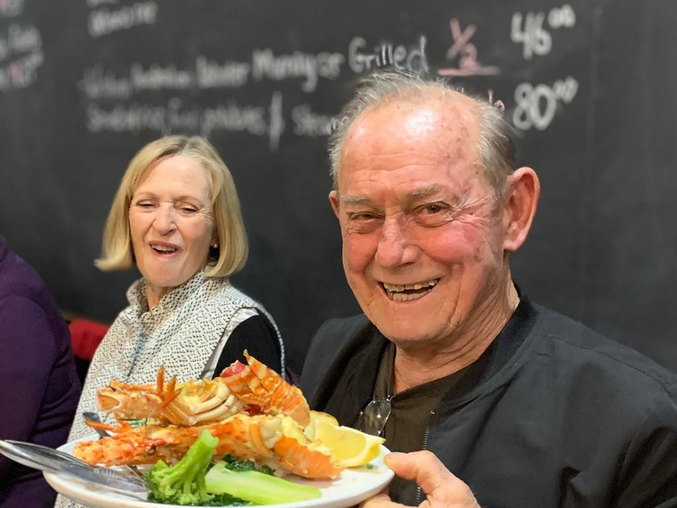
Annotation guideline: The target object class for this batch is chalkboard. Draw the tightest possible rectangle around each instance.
[1,0,676,375]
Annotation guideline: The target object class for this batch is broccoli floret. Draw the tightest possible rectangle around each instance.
[144,431,218,506]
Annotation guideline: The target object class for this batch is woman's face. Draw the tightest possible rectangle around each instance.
[129,155,215,307]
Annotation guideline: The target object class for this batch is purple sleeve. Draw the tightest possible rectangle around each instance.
[0,295,56,476]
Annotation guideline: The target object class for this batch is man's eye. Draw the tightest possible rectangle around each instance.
[415,203,453,227]
[423,204,444,214]
[349,212,377,221]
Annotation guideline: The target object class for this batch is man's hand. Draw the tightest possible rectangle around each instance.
[361,451,480,508]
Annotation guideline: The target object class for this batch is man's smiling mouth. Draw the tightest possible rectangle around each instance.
[381,279,440,301]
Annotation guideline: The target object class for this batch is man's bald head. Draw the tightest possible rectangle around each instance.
[329,72,516,197]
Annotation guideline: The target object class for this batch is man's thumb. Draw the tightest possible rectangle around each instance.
[383,452,418,480]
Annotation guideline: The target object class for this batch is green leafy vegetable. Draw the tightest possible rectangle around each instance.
[118,417,149,427]
[143,434,320,506]
[221,454,275,475]
[205,462,322,505]
[208,493,251,506]
[144,431,218,506]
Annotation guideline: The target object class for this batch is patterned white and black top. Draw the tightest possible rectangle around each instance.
[56,269,283,508]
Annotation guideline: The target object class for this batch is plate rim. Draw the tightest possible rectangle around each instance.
[46,436,394,508]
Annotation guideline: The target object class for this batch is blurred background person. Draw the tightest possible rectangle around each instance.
[0,235,81,508]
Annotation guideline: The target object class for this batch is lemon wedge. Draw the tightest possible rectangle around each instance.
[308,414,385,468]
[305,411,339,441]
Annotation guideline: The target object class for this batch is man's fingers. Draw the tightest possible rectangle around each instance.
[384,451,479,507]
[384,451,452,492]
[360,490,405,508]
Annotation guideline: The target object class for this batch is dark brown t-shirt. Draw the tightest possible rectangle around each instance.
[373,342,469,505]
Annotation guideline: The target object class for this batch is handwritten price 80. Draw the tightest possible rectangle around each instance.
[512,77,579,131]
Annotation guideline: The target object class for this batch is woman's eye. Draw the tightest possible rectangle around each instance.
[180,206,198,214]
[135,202,154,208]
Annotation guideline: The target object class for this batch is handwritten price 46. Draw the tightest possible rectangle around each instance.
[511,4,576,60]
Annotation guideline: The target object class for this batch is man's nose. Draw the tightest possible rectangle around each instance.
[375,216,417,268]
[152,204,176,234]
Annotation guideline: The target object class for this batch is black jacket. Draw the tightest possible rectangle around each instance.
[300,299,677,508]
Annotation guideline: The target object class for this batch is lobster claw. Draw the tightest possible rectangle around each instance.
[220,350,311,427]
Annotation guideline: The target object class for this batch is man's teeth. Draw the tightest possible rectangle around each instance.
[382,281,438,292]
[152,245,177,252]
[382,279,439,301]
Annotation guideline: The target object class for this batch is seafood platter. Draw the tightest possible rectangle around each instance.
[33,351,393,507]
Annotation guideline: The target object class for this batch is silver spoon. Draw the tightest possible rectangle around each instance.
[82,411,111,439]
[0,439,147,497]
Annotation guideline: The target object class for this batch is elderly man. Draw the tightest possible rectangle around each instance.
[300,71,677,508]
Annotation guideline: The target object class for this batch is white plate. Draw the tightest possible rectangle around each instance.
[45,436,394,508]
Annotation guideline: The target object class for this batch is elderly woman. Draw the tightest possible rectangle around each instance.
[66,135,284,444]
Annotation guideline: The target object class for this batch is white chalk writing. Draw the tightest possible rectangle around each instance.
[0,0,24,18]
[166,98,199,132]
[77,31,430,149]
[79,65,132,99]
[196,56,250,89]
[80,45,355,100]
[511,4,576,60]
[512,76,578,131]
[86,102,166,133]
[0,23,40,63]
[8,23,41,54]
[79,63,195,98]
[348,35,428,74]
[548,4,576,29]
[251,49,343,93]
[0,22,43,91]
[200,100,267,138]
[292,103,333,137]
[511,12,551,60]
[84,94,288,149]
[131,63,193,90]
[267,91,285,150]
[88,1,158,38]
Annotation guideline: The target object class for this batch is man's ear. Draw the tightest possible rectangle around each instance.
[502,167,540,252]
[329,190,340,219]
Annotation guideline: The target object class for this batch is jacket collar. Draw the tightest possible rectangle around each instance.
[320,298,537,426]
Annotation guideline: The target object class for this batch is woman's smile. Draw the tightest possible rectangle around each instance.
[148,240,181,257]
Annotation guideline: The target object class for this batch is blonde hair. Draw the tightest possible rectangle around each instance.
[95,136,248,278]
